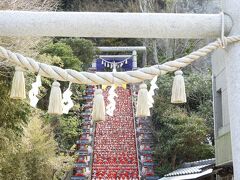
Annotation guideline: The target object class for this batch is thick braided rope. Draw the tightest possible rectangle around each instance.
[0,36,240,85]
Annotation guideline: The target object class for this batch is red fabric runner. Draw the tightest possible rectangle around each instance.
[92,87,139,180]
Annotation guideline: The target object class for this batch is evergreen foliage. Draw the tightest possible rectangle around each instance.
[0,116,73,180]
[40,42,81,71]
[60,38,97,70]
[0,1,217,179]
[0,69,30,133]
[152,73,214,176]
[38,38,93,150]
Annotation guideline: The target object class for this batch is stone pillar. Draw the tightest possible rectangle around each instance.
[212,0,240,178]
[92,60,96,69]
[132,50,137,70]
[0,11,232,38]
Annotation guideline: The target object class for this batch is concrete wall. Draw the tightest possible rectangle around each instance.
[212,49,232,166]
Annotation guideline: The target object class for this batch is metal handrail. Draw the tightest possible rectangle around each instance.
[130,85,142,180]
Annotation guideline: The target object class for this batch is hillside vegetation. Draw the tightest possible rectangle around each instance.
[0,0,216,178]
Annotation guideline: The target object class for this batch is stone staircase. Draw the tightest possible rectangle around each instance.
[71,85,95,180]
[71,85,158,180]
[91,87,139,179]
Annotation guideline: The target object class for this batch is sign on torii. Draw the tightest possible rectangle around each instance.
[0,0,239,178]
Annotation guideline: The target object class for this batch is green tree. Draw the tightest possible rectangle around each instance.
[0,116,73,180]
[185,73,214,144]
[38,39,90,150]
[60,38,97,70]
[40,42,82,71]
[0,127,28,180]
[47,115,82,150]
[152,73,214,176]
[21,117,57,179]
[0,69,30,133]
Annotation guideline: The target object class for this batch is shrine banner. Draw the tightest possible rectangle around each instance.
[96,57,133,71]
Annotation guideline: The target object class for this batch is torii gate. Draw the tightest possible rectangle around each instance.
[0,0,239,178]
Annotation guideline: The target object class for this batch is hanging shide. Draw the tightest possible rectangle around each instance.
[8,65,187,117]
[10,66,26,100]
[4,34,239,116]
[106,84,118,116]
[171,70,186,104]
[29,74,42,108]
[1,35,240,87]
[48,80,63,115]
[148,76,159,109]
[62,83,74,114]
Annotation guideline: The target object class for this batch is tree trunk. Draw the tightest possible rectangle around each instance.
[152,39,158,64]
[142,39,148,67]
[171,152,177,170]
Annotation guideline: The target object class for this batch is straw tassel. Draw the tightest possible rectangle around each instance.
[136,83,150,117]
[10,66,26,99]
[171,70,187,103]
[48,80,63,115]
[92,89,105,122]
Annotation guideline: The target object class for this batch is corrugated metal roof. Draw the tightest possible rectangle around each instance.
[163,158,215,177]
[160,169,213,180]
[182,158,215,168]
[164,164,209,177]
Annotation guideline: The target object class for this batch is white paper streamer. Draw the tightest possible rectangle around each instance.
[148,76,158,108]
[62,82,74,114]
[106,85,118,116]
[84,167,91,176]
[88,145,93,154]
[28,74,42,108]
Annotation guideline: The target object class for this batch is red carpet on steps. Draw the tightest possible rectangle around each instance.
[91,87,139,180]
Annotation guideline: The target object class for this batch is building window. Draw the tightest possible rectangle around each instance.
[213,76,223,134]
[216,89,223,130]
